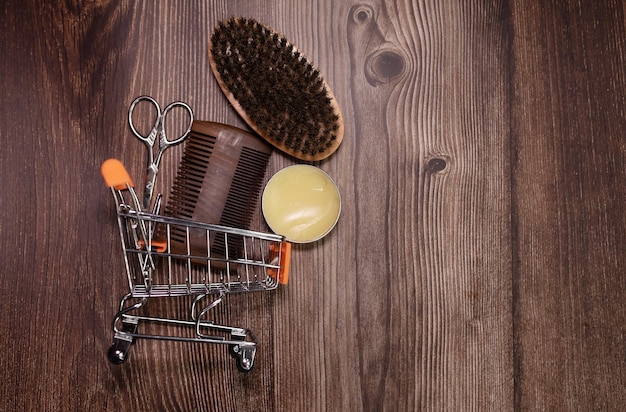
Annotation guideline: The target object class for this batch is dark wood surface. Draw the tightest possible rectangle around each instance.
[1,1,624,410]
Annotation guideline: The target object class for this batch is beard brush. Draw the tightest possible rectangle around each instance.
[161,120,272,262]
[209,17,344,162]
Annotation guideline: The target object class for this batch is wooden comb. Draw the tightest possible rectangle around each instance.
[161,120,272,260]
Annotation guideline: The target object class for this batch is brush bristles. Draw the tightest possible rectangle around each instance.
[209,17,344,161]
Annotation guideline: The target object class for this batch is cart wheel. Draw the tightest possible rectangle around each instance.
[230,344,255,372]
[107,341,129,364]
[236,357,254,372]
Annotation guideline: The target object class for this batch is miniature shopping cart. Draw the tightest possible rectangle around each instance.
[101,158,291,371]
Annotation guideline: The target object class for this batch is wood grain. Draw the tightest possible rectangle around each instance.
[511,1,626,410]
[343,1,512,409]
[1,0,624,411]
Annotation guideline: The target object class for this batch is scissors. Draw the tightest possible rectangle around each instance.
[128,95,194,211]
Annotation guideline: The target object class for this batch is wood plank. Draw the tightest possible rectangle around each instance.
[0,2,132,410]
[511,0,626,410]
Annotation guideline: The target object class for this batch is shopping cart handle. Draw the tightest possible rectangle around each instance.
[101,158,134,190]
[279,242,292,284]
[269,241,292,284]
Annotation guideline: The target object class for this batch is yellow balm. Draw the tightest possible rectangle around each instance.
[262,165,341,243]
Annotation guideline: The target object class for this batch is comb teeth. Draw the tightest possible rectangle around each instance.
[165,132,217,221]
[220,146,270,229]
[162,121,272,258]
[209,17,344,162]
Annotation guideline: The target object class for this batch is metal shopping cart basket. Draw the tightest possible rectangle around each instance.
[100,158,291,371]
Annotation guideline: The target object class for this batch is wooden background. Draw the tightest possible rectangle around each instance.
[1,0,625,410]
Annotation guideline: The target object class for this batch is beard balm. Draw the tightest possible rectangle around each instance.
[262,165,341,243]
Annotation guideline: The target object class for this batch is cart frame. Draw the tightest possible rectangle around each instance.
[102,159,290,371]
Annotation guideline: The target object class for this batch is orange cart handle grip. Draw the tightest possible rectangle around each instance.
[276,241,292,284]
[101,158,134,190]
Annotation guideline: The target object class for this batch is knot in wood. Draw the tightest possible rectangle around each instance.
[350,5,373,24]
[426,157,447,173]
[365,48,407,86]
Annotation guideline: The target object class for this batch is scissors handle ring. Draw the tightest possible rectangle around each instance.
[128,95,161,143]
[160,101,194,146]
